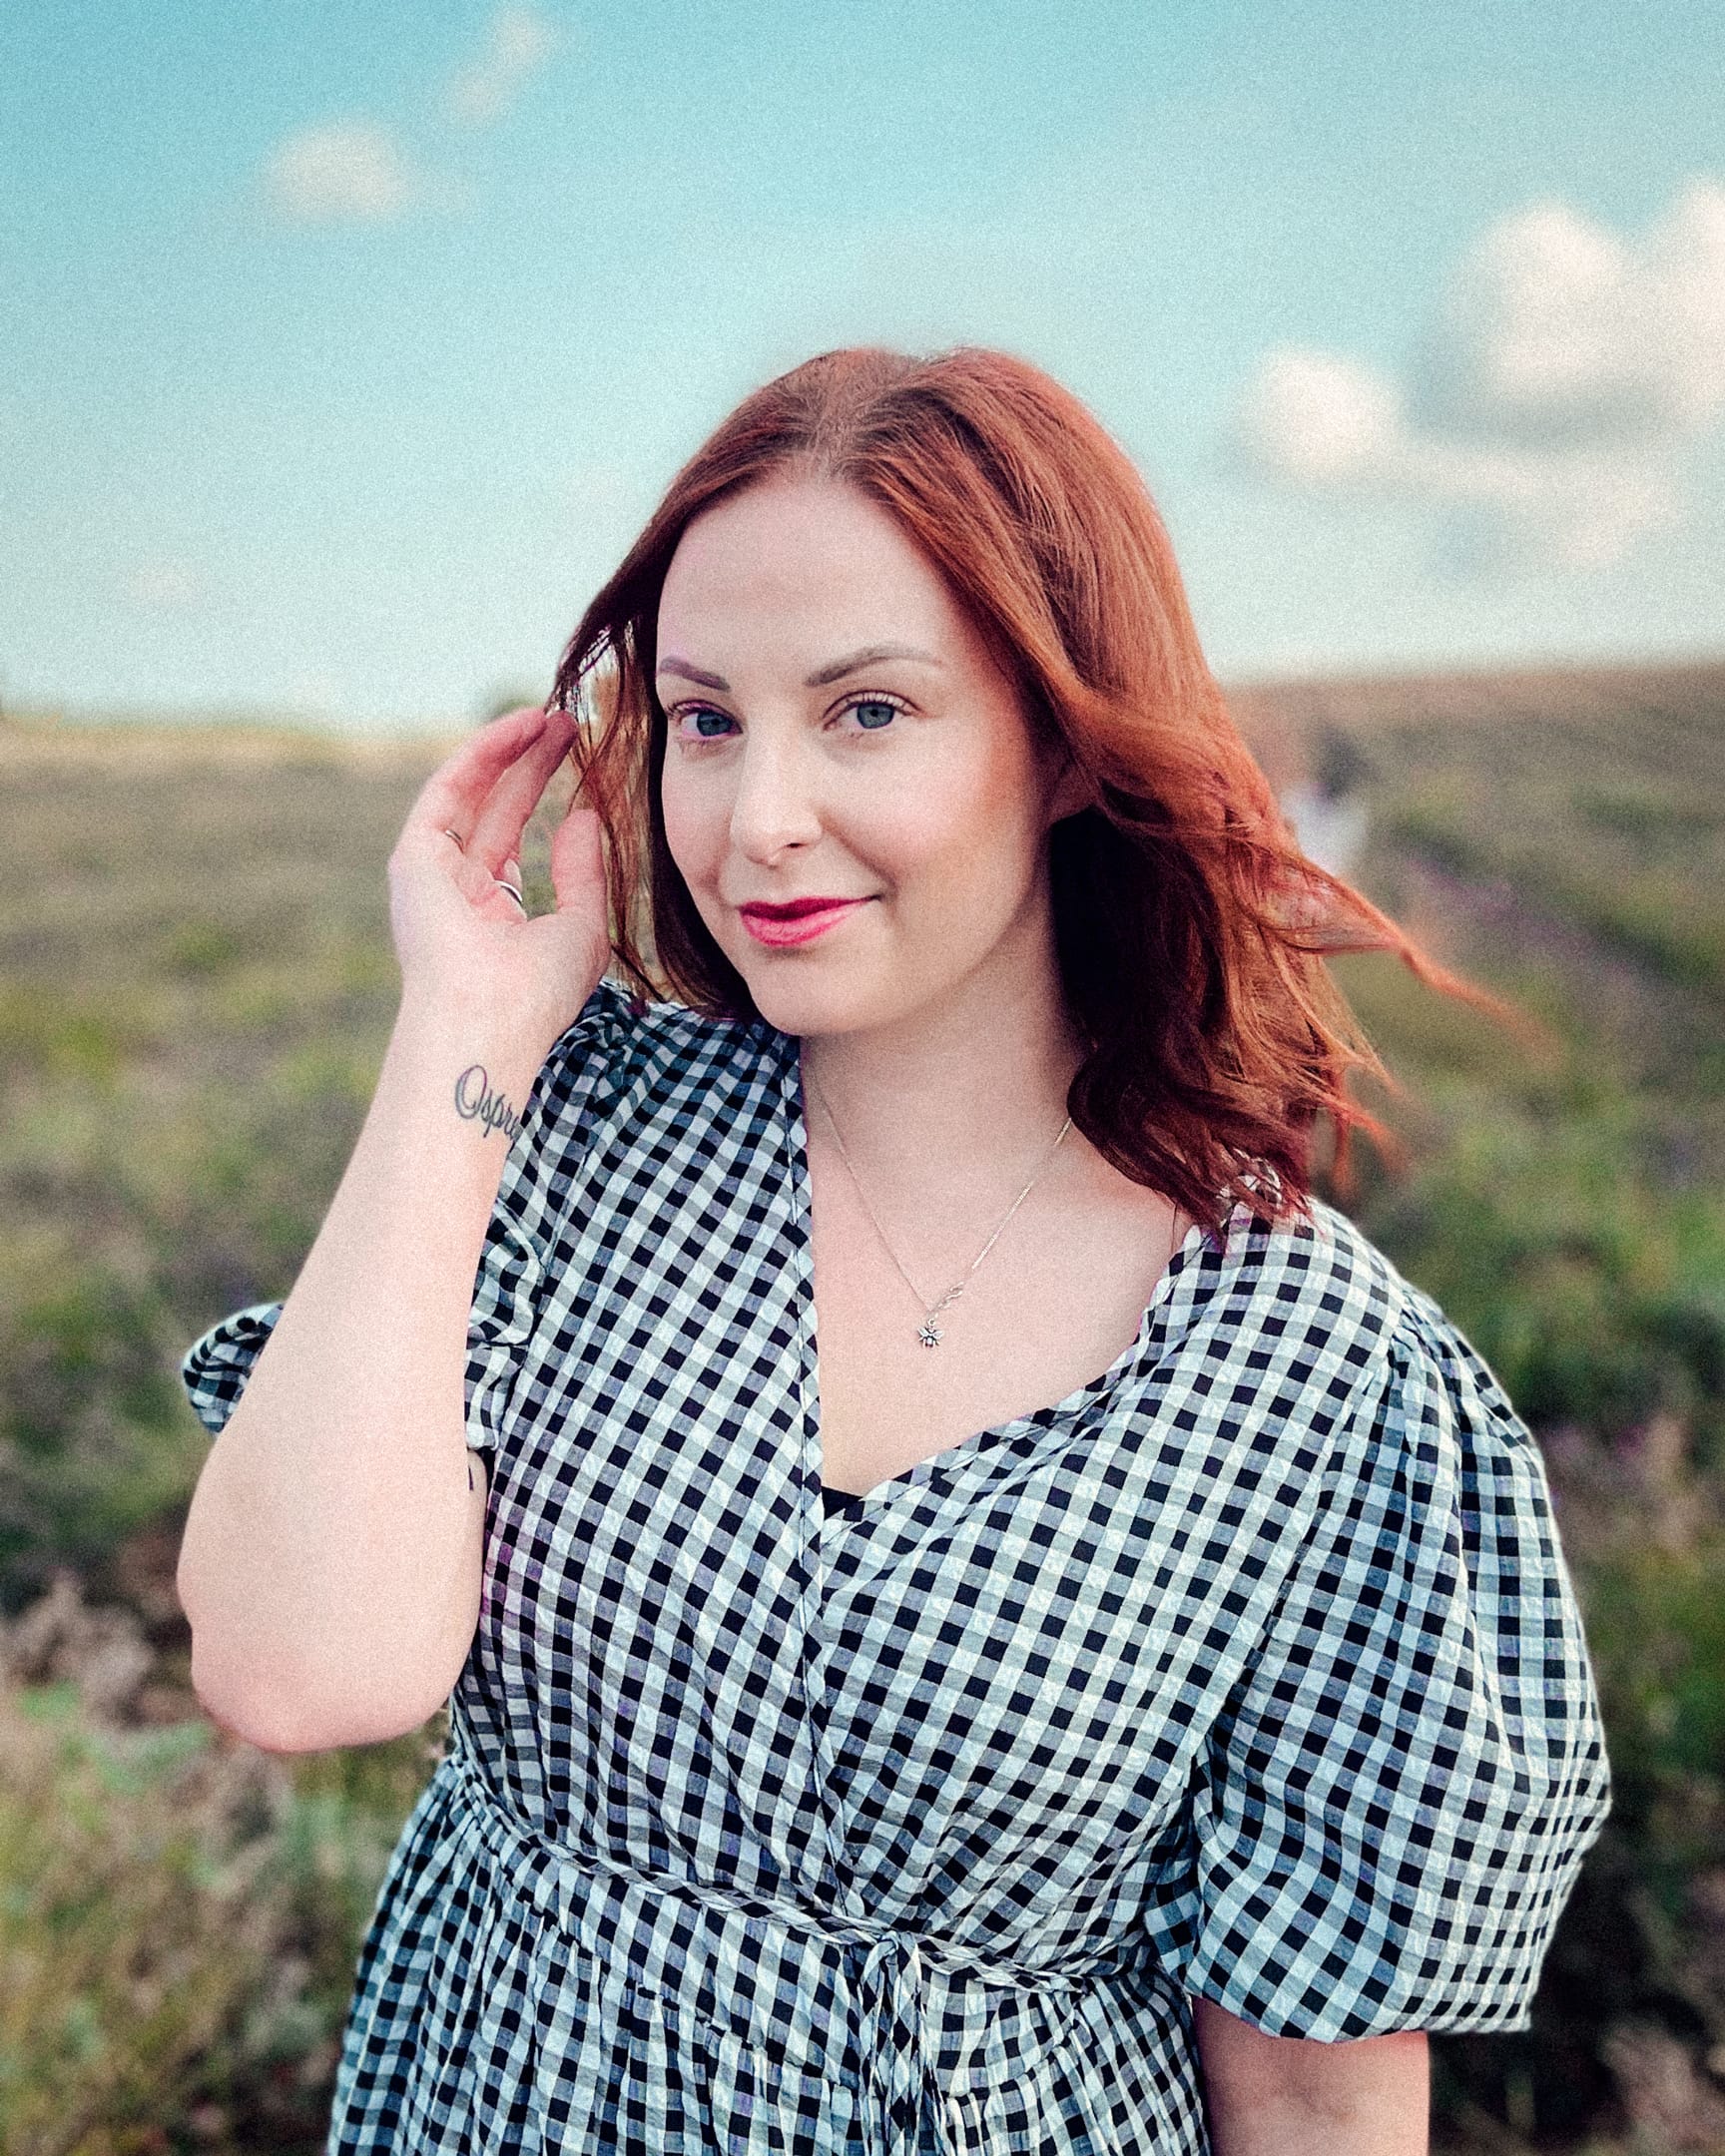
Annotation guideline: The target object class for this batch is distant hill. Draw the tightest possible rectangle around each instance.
[8,654,1719,1106]
[1227,653,1725,793]
[1229,659,1724,1159]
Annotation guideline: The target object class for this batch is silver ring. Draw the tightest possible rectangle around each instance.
[498,880,524,908]
[442,826,466,851]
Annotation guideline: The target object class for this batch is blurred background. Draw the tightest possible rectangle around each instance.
[2,2,1723,2150]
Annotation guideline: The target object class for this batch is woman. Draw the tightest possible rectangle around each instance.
[176,345,1612,2156]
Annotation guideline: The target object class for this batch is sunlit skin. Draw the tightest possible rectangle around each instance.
[655,472,1089,1052]
[653,473,1429,2152]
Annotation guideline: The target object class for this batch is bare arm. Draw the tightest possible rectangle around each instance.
[176,704,610,1754]
[1194,1995,1430,2156]
[178,1003,542,1751]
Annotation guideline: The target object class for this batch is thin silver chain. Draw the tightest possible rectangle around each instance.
[805,1059,1073,1348]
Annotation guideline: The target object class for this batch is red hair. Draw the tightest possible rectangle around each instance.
[549,344,1525,1244]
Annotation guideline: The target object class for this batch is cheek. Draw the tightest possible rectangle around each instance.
[877,748,1041,885]
[658,772,717,883]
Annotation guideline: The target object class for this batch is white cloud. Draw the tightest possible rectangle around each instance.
[263,119,424,223]
[1237,349,1402,487]
[258,15,561,229]
[445,5,559,128]
[1415,184,1725,447]
[1236,178,1725,572]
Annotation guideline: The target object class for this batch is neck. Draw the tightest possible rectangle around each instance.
[796,937,1086,1201]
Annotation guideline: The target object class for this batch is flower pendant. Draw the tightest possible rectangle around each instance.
[916,1319,943,1348]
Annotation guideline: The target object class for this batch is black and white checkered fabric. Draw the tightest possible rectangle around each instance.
[182,975,1613,2155]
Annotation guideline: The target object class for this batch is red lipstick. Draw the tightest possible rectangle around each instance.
[739,896,874,948]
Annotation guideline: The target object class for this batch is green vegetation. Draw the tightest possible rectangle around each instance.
[1289,665,1725,2153]
[1,670,1722,2152]
[0,1629,436,2156]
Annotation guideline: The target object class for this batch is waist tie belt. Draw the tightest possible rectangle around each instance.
[443,1746,1096,2156]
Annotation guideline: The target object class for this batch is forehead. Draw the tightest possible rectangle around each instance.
[657,475,973,659]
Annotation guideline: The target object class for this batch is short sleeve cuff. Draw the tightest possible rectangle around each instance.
[1167,1306,1612,2040]
[181,1302,286,1438]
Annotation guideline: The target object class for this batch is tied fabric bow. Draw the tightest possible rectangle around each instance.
[852,1927,957,2156]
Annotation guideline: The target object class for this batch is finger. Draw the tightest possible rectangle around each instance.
[454,703,573,871]
[548,799,606,914]
[406,706,549,851]
[409,707,546,858]
[463,706,578,874]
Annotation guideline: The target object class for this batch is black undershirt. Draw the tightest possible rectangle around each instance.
[820,1482,867,1518]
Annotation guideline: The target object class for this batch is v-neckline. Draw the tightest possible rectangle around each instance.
[772,1024,1217,1523]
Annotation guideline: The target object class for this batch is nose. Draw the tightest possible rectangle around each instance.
[727,726,824,864]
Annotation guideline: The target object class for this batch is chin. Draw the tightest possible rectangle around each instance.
[734,967,884,1039]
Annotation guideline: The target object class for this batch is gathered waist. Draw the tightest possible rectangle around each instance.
[438,1744,1129,2156]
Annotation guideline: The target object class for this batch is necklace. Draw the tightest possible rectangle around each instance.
[805,1060,1073,1348]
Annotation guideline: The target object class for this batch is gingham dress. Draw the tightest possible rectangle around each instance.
[181,976,1613,2156]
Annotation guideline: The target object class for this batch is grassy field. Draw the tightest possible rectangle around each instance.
[1,666,1722,2153]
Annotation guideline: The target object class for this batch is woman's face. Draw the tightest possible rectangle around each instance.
[655,473,1087,1040]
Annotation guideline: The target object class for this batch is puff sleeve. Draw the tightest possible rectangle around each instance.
[1170,1294,1612,2039]
[178,976,636,1451]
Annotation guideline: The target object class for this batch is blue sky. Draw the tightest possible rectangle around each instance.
[5,0,1723,728]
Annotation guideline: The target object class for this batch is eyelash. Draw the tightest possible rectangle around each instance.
[667,692,911,745]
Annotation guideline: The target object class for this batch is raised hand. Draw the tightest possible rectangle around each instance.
[386,704,612,1067]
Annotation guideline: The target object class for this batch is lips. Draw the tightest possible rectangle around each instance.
[739,896,873,948]
[741,896,867,919]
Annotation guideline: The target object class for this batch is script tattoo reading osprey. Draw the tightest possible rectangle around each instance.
[453,1062,523,1495]
[453,1065,524,1143]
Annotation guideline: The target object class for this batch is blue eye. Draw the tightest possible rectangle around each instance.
[672,695,902,744]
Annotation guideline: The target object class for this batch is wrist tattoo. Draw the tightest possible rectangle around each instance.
[453,1064,524,1143]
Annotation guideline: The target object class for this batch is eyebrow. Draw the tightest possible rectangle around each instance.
[655,644,945,694]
